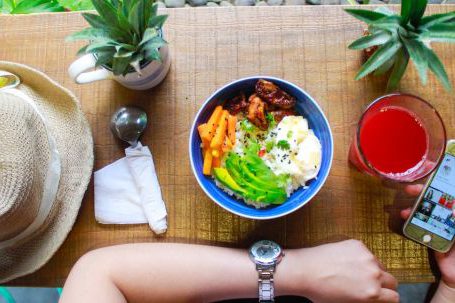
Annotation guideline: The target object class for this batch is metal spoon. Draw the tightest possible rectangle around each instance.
[0,71,21,90]
[110,106,148,147]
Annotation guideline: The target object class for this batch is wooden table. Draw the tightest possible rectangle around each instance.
[1,5,455,286]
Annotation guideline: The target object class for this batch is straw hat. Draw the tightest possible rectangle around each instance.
[0,61,93,283]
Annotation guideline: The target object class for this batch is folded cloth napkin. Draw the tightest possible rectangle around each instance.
[94,142,167,234]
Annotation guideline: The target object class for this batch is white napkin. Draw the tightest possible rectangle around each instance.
[94,142,167,234]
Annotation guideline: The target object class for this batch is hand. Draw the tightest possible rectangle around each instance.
[402,184,455,288]
[280,240,399,303]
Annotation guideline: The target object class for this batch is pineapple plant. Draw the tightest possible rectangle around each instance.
[67,0,168,76]
[345,0,455,91]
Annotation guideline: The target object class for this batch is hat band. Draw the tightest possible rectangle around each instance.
[0,89,61,250]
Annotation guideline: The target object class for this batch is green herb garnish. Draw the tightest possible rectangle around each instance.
[266,141,275,153]
[287,131,293,139]
[277,140,290,150]
[266,113,277,129]
[240,120,256,133]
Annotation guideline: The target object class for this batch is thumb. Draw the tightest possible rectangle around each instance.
[400,208,412,220]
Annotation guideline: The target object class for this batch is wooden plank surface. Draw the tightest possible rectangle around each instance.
[1,5,455,286]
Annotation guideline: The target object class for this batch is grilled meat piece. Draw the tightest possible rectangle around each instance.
[225,92,248,115]
[247,94,268,131]
[255,79,296,109]
[270,109,296,123]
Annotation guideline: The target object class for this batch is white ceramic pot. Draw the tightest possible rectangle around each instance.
[68,45,171,90]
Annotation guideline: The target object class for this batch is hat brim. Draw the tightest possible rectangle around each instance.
[0,61,94,283]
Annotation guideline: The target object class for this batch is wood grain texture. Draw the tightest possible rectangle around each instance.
[1,5,454,286]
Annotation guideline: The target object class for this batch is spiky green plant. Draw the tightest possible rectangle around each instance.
[345,0,455,91]
[67,0,168,76]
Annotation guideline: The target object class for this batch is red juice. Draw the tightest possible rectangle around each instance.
[359,106,428,175]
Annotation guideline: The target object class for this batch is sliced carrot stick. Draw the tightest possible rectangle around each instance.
[222,136,233,153]
[203,149,213,175]
[227,115,237,144]
[210,110,229,150]
[201,106,223,143]
[198,123,210,146]
[212,149,222,158]
[212,157,221,168]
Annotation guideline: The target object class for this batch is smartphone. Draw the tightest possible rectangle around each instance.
[403,140,455,253]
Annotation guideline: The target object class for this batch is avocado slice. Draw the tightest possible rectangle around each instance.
[225,154,287,204]
[239,159,282,192]
[213,168,246,195]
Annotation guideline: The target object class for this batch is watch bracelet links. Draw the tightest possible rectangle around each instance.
[258,268,275,302]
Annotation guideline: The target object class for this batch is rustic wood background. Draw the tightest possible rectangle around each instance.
[1,5,454,286]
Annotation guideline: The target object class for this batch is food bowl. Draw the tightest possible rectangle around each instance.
[189,76,333,219]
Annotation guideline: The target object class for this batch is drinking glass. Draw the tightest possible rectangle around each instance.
[349,93,446,182]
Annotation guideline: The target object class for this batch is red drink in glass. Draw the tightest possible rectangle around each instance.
[349,94,446,182]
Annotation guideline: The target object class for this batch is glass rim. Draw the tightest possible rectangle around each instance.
[356,93,447,182]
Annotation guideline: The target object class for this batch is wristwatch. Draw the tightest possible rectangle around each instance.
[249,240,284,302]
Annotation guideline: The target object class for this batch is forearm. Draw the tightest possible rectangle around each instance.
[59,243,302,303]
[431,281,455,303]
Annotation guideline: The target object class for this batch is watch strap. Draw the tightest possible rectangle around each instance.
[257,266,275,302]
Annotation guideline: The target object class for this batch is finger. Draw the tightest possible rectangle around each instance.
[404,184,424,197]
[375,288,400,303]
[380,271,398,290]
[400,208,412,220]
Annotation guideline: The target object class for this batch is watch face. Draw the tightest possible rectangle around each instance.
[250,240,282,265]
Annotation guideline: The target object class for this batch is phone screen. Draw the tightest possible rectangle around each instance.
[409,153,455,241]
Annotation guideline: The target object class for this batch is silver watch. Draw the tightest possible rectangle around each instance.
[249,240,284,302]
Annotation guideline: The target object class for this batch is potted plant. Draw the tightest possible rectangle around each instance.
[67,0,170,90]
[345,0,455,91]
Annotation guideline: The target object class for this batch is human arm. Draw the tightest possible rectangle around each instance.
[402,185,455,303]
[59,240,398,303]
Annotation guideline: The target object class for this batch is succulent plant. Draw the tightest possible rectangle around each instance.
[346,0,455,92]
[67,0,168,76]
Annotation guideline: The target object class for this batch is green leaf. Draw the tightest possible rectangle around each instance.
[91,0,120,28]
[402,38,428,85]
[59,0,94,11]
[76,45,89,56]
[410,0,428,28]
[144,47,162,62]
[355,40,402,80]
[369,15,402,33]
[148,14,168,29]
[10,0,64,14]
[86,40,117,53]
[150,2,158,18]
[422,45,453,91]
[82,13,106,28]
[121,0,134,17]
[420,12,455,29]
[94,50,115,68]
[66,28,109,41]
[112,55,132,76]
[421,24,455,43]
[373,56,395,76]
[400,0,412,25]
[111,0,121,9]
[143,1,153,32]
[386,48,409,91]
[128,0,144,36]
[344,9,388,24]
[141,36,166,52]
[374,6,394,16]
[1,0,14,13]
[348,31,391,50]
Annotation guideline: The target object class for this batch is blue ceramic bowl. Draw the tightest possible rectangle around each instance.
[189,76,333,219]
